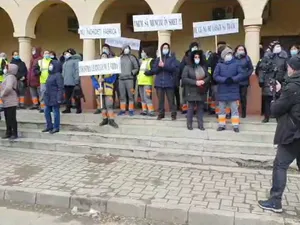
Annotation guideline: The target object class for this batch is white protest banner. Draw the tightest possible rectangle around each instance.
[133,14,182,32]
[105,37,141,51]
[79,57,121,76]
[78,23,121,39]
[193,19,239,38]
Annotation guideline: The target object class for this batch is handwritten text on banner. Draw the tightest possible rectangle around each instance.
[133,14,183,32]
[78,23,121,39]
[193,19,239,38]
[79,57,121,76]
[105,37,141,51]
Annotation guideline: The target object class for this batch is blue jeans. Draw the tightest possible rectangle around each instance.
[44,105,60,130]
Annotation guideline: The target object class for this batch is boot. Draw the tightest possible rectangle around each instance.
[76,109,82,114]
[108,119,119,128]
[187,121,193,130]
[94,109,102,114]
[171,113,177,121]
[62,108,71,114]
[30,105,39,110]
[198,123,205,131]
[217,127,226,132]
[262,117,269,123]
[99,118,109,126]
[233,127,240,133]
[157,114,165,120]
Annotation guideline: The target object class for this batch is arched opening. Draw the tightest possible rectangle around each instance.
[0,8,17,55]
[261,0,300,52]
[94,0,157,56]
[28,1,81,57]
[172,0,244,60]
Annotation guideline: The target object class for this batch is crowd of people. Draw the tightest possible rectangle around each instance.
[0,39,298,137]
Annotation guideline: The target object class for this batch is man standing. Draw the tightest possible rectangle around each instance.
[258,56,300,213]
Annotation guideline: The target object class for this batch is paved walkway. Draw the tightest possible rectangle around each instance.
[0,147,299,224]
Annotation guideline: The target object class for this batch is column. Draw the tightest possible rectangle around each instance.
[18,37,32,68]
[81,39,96,110]
[158,30,171,48]
[244,24,262,115]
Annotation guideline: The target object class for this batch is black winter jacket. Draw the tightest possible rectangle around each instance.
[10,58,28,81]
[272,72,300,145]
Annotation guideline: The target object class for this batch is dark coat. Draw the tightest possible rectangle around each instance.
[207,52,221,85]
[269,51,288,83]
[213,59,245,101]
[235,55,253,86]
[44,61,64,106]
[152,43,178,89]
[272,72,300,145]
[10,58,28,81]
[28,47,42,87]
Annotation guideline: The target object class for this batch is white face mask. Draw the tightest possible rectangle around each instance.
[3,68,7,75]
[141,52,147,59]
[224,54,233,62]
[32,50,36,55]
[273,46,282,54]
[124,48,130,55]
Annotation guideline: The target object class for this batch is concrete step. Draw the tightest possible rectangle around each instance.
[14,120,275,143]
[0,128,275,155]
[0,136,276,168]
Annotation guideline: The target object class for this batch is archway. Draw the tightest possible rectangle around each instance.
[27,1,82,57]
[261,0,300,52]
[172,0,244,60]
[0,7,17,56]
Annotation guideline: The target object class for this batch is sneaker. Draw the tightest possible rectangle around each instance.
[233,127,240,133]
[76,109,82,114]
[118,111,126,116]
[258,200,283,213]
[187,123,193,130]
[140,111,147,116]
[129,111,135,116]
[39,109,44,113]
[50,129,59,134]
[171,114,177,121]
[94,109,102,114]
[99,118,109,126]
[262,118,269,123]
[42,128,52,133]
[108,119,119,128]
[10,135,18,140]
[217,127,226,132]
[157,114,165,120]
[30,106,39,110]
[62,109,71,114]
[198,125,205,131]
[148,112,156,117]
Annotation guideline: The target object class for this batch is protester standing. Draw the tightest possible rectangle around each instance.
[1,64,18,139]
[182,50,210,130]
[0,52,8,111]
[258,55,300,213]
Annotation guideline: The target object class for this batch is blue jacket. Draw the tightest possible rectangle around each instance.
[152,43,178,88]
[44,61,64,106]
[235,55,253,86]
[213,59,245,101]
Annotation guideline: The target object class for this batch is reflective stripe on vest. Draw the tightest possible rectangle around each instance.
[137,58,153,86]
[38,59,51,84]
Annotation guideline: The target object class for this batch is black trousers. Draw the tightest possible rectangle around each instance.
[263,95,273,119]
[4,106,17,137]
[64,85,81,111]
[156,87,176,115]
[174,87,181,110]
[113,79,120,109]
[239,85,248,116]
[187,101,204,125]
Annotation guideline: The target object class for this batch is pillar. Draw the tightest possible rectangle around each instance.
[158,30,172,48]
[81,39,96,111]
[244,21,262,115]
[18,37,32,68]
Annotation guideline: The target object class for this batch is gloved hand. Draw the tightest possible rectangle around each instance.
[225,77,234,84]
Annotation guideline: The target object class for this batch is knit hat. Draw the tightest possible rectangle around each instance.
[287,55,300,71]
[221,47,233,59]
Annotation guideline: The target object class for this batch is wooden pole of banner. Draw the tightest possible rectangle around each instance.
[99,39,103,109]
[215,35,218,52]
[99,39,102,54]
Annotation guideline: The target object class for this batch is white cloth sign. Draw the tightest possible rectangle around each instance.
[193,19,239,38]
[78,23,121,39]
[105,37,141,51]
[133,14,183,32]
[79,57,121,76]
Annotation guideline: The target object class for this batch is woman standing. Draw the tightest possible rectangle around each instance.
[42,60,64,134]
[182,50,210,130]
[234,45,253,118]
[1,64,19,139]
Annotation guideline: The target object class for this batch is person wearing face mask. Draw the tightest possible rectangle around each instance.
[42,60,64,134]
[49,51,58,61]
[118,45,139,116]
[179,42,200,114]
[213,47,246,133]
[270,41,288,83]
[258,55,300,213]
[152,43,178,120]
[28,47,42,110]
[10,51,28,109]
[62,48,82,114]
[137,47,155,116]
[289,45,299,58]
[34,50,52,113]
[0,52,8,112]
[182,50,210,130]
[234,45,254,118]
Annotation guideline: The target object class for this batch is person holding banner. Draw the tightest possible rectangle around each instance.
[234,45,253,118]
[152,43,178,121]
[182,50,210,130]
[213,47,245,133]
[118,45,139,116]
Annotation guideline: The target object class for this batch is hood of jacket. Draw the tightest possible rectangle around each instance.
[285,71,300,86]
[7,64,18,75]
[68,54,82,61]
[190,50,205,67]
[49,60,62,74]
[160,42,172,58]
[184,42,199,56]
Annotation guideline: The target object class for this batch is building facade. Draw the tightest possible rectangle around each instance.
[0,0,298,114]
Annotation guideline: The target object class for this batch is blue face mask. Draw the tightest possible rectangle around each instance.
[50,55,54,59]
[290,49,298,56]
[44,55,50,60]
[13,56,20,60]
[162,49,169,55]
[194,59,200,64]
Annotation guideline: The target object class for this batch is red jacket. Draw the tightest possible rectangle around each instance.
[28,47,42,87]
